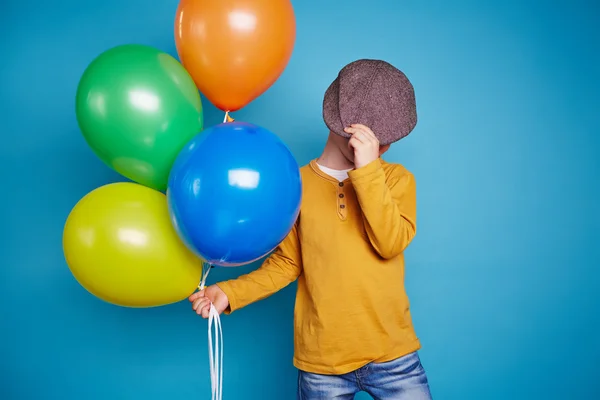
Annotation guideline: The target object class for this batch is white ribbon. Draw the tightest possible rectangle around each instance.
[199,263,223,400]
[208,304,223,400]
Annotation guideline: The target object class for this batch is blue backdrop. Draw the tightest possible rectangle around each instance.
[1,0,598,399]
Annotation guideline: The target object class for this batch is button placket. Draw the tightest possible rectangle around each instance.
[337,181,347,219]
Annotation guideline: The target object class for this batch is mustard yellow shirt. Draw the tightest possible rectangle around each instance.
[218,158,421,375]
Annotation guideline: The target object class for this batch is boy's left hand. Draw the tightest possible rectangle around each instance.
[345,124,380,169]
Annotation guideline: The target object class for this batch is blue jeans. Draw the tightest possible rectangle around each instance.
[297,352,432,399]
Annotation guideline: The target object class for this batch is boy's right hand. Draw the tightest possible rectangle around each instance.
[189,284,229,318]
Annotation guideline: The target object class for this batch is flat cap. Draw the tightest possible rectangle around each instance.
[323,59,417,145]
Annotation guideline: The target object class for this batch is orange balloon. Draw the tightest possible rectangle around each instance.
[174,0,296,112]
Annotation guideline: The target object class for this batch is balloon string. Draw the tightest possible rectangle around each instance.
[197,262,223,400]
[223,111,235,123]
[198,262,212,290]
[208,304,223,400]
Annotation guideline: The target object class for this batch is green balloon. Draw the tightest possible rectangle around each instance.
[75,44,203,191]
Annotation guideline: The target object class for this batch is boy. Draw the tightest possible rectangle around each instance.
[189,59,432,399]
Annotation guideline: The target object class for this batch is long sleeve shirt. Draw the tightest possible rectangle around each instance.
[217,158,421,375]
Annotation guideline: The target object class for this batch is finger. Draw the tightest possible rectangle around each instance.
[349,130,368,143]
[201,305,211,318]
[350,124,378,143]
[353,131,377,147]
[343,126,362,137]
[197,301,210,315]
[195,300,210,315]
[355,132,373,145]
[348,136,361,150]
[350,123,374,135]
[188,289,205,302]
[192,297,201,310]
[193,297,209,311]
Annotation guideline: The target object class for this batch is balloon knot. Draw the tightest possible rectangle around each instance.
[223,111,235,123]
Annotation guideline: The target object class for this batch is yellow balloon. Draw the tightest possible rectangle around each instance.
[62,182,203,307]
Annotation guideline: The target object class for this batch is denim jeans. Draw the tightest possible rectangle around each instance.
[297,352,432,399]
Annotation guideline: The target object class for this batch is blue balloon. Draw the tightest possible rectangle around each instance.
[167,122,302,267]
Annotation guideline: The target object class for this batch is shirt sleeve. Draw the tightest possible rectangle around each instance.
[348,159,417,259]
[216,223,302,313]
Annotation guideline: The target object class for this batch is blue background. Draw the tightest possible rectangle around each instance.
[1,0,598,399]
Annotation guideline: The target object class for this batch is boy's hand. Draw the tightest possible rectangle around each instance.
[345,124,380,169]
[189,284,229,318]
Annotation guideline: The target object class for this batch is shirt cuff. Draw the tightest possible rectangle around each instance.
[348,158,384,183]
[216,281,236,315]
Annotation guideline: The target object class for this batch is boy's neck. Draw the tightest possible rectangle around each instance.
[317,135,355,171]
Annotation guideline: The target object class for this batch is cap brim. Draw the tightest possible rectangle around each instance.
[322,78,350,138]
